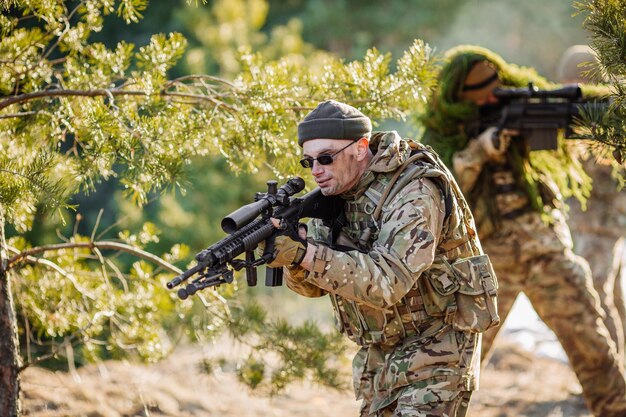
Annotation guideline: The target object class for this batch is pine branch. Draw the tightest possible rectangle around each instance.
[7,241,182,274]
[24,256,99,300]
[0,87,237,112]
[0,111,37,119]
[18,309,115,373]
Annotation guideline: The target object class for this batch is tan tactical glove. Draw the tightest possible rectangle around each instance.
[256,221,308,268]
[477,126,515,162]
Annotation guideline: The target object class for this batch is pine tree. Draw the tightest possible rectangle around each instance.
[575,0,626,163]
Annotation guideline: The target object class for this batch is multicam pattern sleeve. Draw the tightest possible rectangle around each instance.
[451,137,487,195]
[294,178,446,310]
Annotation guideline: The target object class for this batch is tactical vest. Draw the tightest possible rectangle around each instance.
[328,143,499,347]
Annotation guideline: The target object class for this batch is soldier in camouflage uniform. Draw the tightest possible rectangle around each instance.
[419,44,626,417]
[260,100,499,416]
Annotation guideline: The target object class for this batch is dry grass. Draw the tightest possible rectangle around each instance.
[20,337,593,417]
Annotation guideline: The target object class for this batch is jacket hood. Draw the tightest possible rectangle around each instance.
[368,131,411,173]
[342,131,411,199]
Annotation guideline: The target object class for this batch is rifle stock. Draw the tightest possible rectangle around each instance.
[166,179,342,300]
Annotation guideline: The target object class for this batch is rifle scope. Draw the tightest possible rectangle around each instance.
[221,177,305,234]
[493,82,582,101]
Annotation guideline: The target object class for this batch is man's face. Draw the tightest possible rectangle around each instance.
[465,85,500,106]
[301,138,363,196]
[459,60,502,106]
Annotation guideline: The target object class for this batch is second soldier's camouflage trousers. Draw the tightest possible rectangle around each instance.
[479,209,626,417]
[568,159,626,358]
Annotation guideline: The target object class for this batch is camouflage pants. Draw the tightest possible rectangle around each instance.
[374,389,472,417]
[355,330,479,417]
[480,210,626,417]
[567,160,626,358]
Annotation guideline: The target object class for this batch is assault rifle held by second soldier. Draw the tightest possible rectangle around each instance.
[468,82,609,151]
[166,177,342,300]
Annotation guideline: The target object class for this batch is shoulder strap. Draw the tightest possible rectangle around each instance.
[371,149,454,224]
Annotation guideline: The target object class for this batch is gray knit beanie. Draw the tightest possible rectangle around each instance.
[297,100,372,146]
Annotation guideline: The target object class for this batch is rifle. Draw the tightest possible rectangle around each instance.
[166,177,342,300]
[469,83,608,151]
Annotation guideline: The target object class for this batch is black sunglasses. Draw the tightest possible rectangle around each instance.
[299,140,358,169]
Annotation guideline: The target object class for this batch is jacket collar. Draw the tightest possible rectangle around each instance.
[342,131,410,200]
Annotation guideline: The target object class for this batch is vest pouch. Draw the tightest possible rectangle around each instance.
[329,294,365,344]
[417,258,459,319]
[450,254,500,333]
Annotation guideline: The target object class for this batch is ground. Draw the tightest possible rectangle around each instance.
[21,338,592,417]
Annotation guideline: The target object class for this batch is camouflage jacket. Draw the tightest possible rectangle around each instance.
[451,136,568,240]
[285,131,490,411]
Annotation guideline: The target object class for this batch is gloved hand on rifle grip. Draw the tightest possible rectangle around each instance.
[477,126,516,161]
[256,219,308,268]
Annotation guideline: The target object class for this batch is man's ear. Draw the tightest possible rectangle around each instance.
[356,137,370,161]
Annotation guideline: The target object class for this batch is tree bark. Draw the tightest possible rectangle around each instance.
[0,208,22,417]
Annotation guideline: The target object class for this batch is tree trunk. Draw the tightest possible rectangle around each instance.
[0,209,22,417]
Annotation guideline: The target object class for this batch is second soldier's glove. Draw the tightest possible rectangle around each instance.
[256,221,308,268]
[477,126,514,161]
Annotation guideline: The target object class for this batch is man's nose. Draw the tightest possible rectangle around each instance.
[311,160,324,175]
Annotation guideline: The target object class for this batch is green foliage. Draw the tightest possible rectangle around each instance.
[225,300,349,394]
[265,0,588,80]
[220,39,437,181]
[260,318,348,393]
[266,0,469,60]
[179,0,317,76]
[1,0,438,219]
[0,0,233,374]
[237,356,266,389]
[9,227,192,366]
[575,0,626,162]
[117,0,148,24]
[0,151,73,232]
